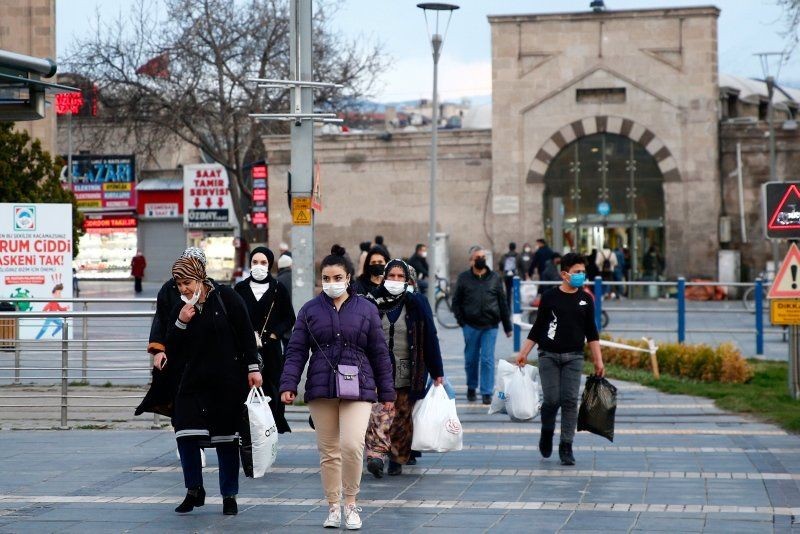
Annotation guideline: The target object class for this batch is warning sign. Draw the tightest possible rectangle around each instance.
[292,197,312,226]
[768,243,800,299]
[764,182,800,239]
[771,300,800,325]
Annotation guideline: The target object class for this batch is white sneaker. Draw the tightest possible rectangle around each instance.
[323,504,341,528]
[344,503,362,530]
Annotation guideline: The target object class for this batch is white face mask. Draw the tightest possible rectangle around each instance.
[384,280,406,296]
[180,287,201,306]
[251,265,269,281]
[420,251,427,258]
[322,281,348,299]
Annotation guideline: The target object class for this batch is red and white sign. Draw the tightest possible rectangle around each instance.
[144,203,179,218]
[183,164,234,228]
[768,243,800,299]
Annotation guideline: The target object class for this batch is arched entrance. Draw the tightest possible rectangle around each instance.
[543,132,665,282]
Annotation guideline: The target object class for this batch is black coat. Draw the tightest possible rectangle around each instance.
[452,268,512,332]
[166,283,260,445]
[234,277,295,434]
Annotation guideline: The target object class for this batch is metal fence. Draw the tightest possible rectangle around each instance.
[0,299,157,429]
[511,277,770,356]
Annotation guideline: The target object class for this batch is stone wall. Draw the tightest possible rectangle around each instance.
[263,129,492,277]
[720,122,800,278]
[0,0,56,156]
[489,7,721,277]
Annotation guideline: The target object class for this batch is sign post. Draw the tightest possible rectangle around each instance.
[766,242,800,399]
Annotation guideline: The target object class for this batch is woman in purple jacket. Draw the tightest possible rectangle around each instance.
[280,245,395,531]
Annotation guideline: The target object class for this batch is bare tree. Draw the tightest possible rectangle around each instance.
[778,0,800,53]
[65,0,386,242]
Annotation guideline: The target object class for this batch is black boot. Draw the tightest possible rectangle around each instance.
[467,388,477,402]
[482,394,492,405]
[367,457,384,479]
[175,486,205,513]
[222,496,238,516]
[539,429,554,458]
[559,442,575,466]
[387,460,403,476]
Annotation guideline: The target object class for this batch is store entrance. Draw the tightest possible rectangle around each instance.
[186,231,236,283]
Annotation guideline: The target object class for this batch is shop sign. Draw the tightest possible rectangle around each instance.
[250,163,268,229]
[60,155,136,211]
[0,204,73,339]
[143,203,179,218]
[83,217,137,231]
[183,164,234,229]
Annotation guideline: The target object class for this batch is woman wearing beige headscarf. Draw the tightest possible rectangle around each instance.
[166,256,262,516]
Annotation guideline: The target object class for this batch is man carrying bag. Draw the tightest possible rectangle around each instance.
[515,252,605,466]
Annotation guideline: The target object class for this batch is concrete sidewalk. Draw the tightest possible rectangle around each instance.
[2,376,800,532]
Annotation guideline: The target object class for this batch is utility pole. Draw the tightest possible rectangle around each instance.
[289,0,315,312]
[249,0,342,313]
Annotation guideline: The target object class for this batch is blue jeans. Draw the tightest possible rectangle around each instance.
[462,325,498,395]
[177,439,239,497]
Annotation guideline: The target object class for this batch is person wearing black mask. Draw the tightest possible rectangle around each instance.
[234,246,295,434]
[451,246,512,404]
[353,246,390,296]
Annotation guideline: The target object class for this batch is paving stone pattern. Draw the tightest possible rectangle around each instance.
[0,282,799,532]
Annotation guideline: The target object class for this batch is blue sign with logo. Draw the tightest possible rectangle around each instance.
[597,201,611,216]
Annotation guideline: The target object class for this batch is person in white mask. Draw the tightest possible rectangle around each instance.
[363,259,445,478]
[234,246,295,434]
[280,245,395,531]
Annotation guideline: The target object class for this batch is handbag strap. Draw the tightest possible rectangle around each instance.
[259,298,276,338]
[305,323,361,376]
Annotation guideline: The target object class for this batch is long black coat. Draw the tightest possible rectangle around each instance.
[166,283,260,445]
[234,277,295,434]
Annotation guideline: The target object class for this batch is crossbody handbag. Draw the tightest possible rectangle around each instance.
[254,297,275,349]
[306,326,362,401]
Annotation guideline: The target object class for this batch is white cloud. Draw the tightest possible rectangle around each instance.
[374,54,492,103]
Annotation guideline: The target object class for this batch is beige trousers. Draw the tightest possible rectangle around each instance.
[308,398,373,503]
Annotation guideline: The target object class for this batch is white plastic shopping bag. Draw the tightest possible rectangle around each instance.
[411,384,463,452]
[244,387,279,478]
[505,365,541,421]
[488,360,517,415]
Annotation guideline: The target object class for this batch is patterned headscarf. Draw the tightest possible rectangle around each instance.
[181,247,207,267]
[172,256,208,283]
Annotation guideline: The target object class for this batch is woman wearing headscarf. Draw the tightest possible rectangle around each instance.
[234,246,295,434]
[352,245,390,296]
[166,256,262,516]
[280,245,395,530]
[364,259,445,478]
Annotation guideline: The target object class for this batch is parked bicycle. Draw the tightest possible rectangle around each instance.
[742,270,773,313]
[434,276,459,329]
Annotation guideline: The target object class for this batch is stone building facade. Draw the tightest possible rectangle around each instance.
[0,0,57,155]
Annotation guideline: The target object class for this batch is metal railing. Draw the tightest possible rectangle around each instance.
[0,308,157,429]
[511,276,769,356]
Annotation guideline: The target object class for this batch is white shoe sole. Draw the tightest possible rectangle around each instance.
[323,519,341,528]
[345,522,362,530]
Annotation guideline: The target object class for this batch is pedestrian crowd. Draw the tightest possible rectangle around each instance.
[137,235,614,529]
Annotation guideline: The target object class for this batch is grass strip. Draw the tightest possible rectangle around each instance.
[585,359,800,433]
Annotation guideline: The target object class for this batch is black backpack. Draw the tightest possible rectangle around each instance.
[601,252,612,273]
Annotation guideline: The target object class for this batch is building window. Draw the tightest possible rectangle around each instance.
[576,88,626,104]
[759,100,768,121]
[727,94,739,119]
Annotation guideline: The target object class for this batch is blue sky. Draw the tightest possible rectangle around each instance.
[57,0,800,102]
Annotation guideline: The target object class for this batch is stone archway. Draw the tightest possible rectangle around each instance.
[526,116,681,185]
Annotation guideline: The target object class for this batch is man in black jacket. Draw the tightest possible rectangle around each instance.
[407,243,429,294]
[452,246,512,404]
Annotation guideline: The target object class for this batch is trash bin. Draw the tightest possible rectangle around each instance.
[0,301,17,351]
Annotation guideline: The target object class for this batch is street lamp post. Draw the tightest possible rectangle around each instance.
[418,2,458,308]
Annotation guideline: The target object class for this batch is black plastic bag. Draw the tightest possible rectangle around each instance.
[577,376,617,442]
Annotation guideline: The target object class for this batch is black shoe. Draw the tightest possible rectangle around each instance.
[467,388,477,402]
[539,429,554,458]
[367,457,384,479]
[405,456,417,466]
[559,442,575,466]
[387,461,403,476]
[411,450,421,458]
[175,486,205,513]
[482,394,492,405]
[308,415,315,430]
[222,496,238,516]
